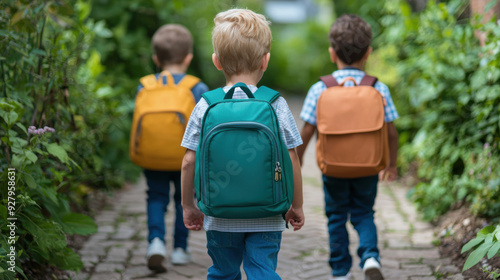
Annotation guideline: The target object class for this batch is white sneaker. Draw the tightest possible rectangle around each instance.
[171,247,191,265]
[330,273,351,280]
[363,257,384,280]
[146,238,167,272]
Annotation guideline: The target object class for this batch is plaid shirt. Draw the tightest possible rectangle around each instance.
[181,85,302,232]
[300,69,399,125]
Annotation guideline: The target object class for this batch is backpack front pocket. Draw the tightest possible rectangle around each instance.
[200,122,284,208]
[134,111,186,161]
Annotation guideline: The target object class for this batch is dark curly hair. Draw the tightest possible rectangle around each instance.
[329,14,372,65]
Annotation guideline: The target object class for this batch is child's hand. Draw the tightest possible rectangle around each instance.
[183,206,204,231]
[379,166,398,182]
[285,207,305,231]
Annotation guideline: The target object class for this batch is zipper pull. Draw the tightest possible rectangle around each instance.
[275,162,279,181]
[277,162,282,181]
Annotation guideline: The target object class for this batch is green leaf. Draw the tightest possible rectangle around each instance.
[49,247,83,270]
[60,213,97,235]
[15,123,27,134]
[25,151,37,164]
[487,241,500,259]
[0,204,7,219]
[43,143,69,164]
[478,225,496,237]
[0,111,19,127]
[485,0,497,12]
[462,237,485,253]
[9,136,27,149]
[463,240,494,271]
[11,155,26,169]
[18,212,67,257]
[23,173,37,189]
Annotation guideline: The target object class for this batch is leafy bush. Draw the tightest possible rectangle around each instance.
[377,0,500,220]
[0,0,137,277]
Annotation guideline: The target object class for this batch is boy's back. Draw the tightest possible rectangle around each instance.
[182,84,301,231]
[133,23,209,273]
[297,14,399,280]
[180,9,304,280]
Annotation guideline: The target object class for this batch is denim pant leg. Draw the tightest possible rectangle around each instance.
[350,175,380,267]
[206,231,244,280]
[145,169,179,242]
[323,175,352,276]
[243,232,282,280]
[172,174,189,250]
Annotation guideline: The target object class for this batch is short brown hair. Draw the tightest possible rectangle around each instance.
[152,24,193,67]
[329,14,372,65]
[212,9,272,76]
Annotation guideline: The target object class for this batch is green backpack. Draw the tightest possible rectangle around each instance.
[194,83,294,219]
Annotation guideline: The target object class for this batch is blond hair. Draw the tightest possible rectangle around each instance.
[212,9,272,76]
[152,24,193,67]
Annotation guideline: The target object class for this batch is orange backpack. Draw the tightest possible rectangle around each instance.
[129,71,199,170]
[316,75,389,178]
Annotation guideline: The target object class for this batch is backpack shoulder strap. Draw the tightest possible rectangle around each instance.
[254,86,280,103]
[319,75,339,88]
[177,74,201,89]
[202,88,226,105]
[139,74,159,90]
[359,75,378,87]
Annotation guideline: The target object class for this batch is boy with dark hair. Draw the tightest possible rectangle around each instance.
[133,23,209,273]
[297,14,399,280]
[180,8,305,280]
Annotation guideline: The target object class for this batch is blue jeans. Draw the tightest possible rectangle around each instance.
[206,231,282,280]
[323,174,380,276]
[144,169,188,249]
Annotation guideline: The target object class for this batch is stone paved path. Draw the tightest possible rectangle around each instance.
[69,97,464,280]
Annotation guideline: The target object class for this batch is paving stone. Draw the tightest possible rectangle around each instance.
[444,274,465,280]
[97,225,115,234]
[81,255,99,269]
[78,246,107,258]
[121,266,153,279]
[66,271,90,280]
[94,263,125,273]
[128,255,147,266]
[89,272,121,280]
[382,248,440,260]
[112,226,136,240]
[435,264,460,274]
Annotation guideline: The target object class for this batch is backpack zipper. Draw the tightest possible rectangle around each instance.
[200,121,283,206]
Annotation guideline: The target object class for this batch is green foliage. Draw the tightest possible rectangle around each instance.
[376,0,500,220]
[0,0,127,276]
[462,225,500,276]
[88,0,340,94]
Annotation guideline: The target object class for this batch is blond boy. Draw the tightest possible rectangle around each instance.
[180,9,304,279]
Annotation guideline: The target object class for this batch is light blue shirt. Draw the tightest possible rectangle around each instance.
[300,69,399,125]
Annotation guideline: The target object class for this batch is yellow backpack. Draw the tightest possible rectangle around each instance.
[130,71,199,170]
